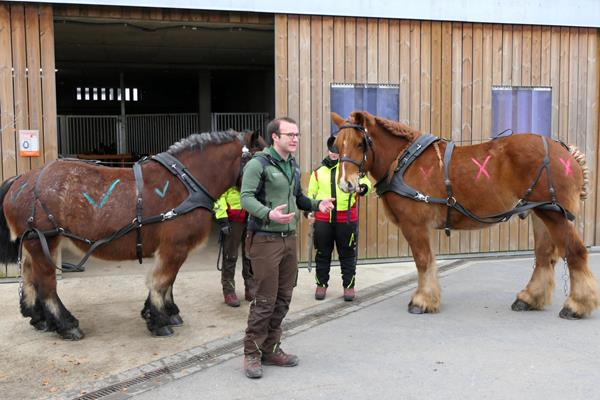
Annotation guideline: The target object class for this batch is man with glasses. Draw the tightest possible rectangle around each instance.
[240,117,334,379]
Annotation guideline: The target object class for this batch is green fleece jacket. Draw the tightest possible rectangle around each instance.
[240,147,320,233]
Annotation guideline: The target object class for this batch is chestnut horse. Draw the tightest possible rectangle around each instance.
[0,130,266,340]
[332,111,599,319]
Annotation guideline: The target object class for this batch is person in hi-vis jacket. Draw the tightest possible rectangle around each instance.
[213,187,254,307]
[307,136,372,302]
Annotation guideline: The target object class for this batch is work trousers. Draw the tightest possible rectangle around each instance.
[220,221,253,295]
[243,232,297,356]
[313,220,357,288]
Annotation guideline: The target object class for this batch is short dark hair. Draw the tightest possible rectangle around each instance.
[266,117,297,144]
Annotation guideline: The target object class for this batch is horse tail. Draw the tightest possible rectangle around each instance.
[568,145,589,201]
[0,176,19,264]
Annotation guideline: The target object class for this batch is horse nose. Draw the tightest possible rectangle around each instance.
[346,182,354,191]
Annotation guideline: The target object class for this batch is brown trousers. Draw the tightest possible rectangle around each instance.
[243,232,297,356]
[221,221,253,295]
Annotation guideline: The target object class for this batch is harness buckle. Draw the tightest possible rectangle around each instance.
[162,210,177,221]
[446,196,457,207]
[414,192,429,203]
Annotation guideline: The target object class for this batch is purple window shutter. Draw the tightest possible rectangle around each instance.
[492,87,551,138]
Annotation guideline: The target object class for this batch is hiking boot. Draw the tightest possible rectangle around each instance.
[244,355,263,379]
[343,288,355,302]
[224,293,240,307]
[315,286,327,300]
[262,347,299,367]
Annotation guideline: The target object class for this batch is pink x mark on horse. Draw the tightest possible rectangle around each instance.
[471,155,492,180]
[559,158,572,176]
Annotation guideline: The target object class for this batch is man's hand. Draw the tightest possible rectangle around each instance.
[307,212,315,225]
[216,218,231,235]
[318,198,335,213]
[268,204,295,224]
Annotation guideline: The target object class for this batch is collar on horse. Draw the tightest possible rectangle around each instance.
[339,126,575,237]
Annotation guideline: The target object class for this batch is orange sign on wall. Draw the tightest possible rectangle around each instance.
[19,130,40,157]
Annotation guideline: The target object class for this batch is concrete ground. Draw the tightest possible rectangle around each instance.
[0,232,418,400]
[133,254,600,400]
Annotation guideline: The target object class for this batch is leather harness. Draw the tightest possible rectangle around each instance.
[337,125,575,237]
[18,144,250,272]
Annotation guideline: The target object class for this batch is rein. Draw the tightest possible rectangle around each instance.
[340,125,575,236]
[19,137,251,272]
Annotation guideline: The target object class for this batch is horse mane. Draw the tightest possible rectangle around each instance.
[374,116,421,143]
[167,130,238,155]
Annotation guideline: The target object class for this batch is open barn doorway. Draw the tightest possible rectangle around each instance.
[53,9,274,160]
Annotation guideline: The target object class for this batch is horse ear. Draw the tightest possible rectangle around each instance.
[350,111,372,128]
[330,112,345,127]
[251,129,260,145]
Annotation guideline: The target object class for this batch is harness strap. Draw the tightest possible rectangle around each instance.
[133,162,144,264]
[22,152,219,272]
[152,152,216,216]
[443,141,455,236]
[375,133,576,234]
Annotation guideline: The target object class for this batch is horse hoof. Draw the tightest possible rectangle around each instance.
[152,325,174,337]
[408,302,425,314]
[511,299,533,311]
[169,314,184,327]
[559,307,582,320]
[60,327,85,341]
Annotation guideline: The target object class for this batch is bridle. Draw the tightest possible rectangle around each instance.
[336,123,374,178]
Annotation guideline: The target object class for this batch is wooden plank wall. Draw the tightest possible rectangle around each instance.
[0,3,57,182]
[275,16,600,260]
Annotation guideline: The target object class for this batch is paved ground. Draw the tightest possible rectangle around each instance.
[0,231,417,400]
[131,254,600,400]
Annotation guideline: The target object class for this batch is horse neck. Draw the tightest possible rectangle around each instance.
[369,128,410,181]
[177,144,240,198]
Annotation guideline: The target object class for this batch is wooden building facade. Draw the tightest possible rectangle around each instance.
[274,16,600,259]
[0,3,598,261]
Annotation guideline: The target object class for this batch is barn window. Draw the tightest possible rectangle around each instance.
[75,87,140,102]
[491,87,552,137]
[330,83,400,134]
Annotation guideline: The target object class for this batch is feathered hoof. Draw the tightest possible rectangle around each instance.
[408,301,426,314]
[60,327,85,341]
[168,314,184,327]
[511,299,534,312]
[152,325,174,337]
[559,306,582,320]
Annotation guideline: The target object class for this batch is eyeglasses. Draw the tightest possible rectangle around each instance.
[280,132,301,139]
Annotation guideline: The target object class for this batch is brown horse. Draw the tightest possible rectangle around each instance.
[332,111,599,319]
[0,130,266,340]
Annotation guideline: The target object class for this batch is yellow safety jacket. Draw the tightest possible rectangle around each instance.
[307,158,372,223]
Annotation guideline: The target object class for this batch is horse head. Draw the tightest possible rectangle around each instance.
[332,110,421,193]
